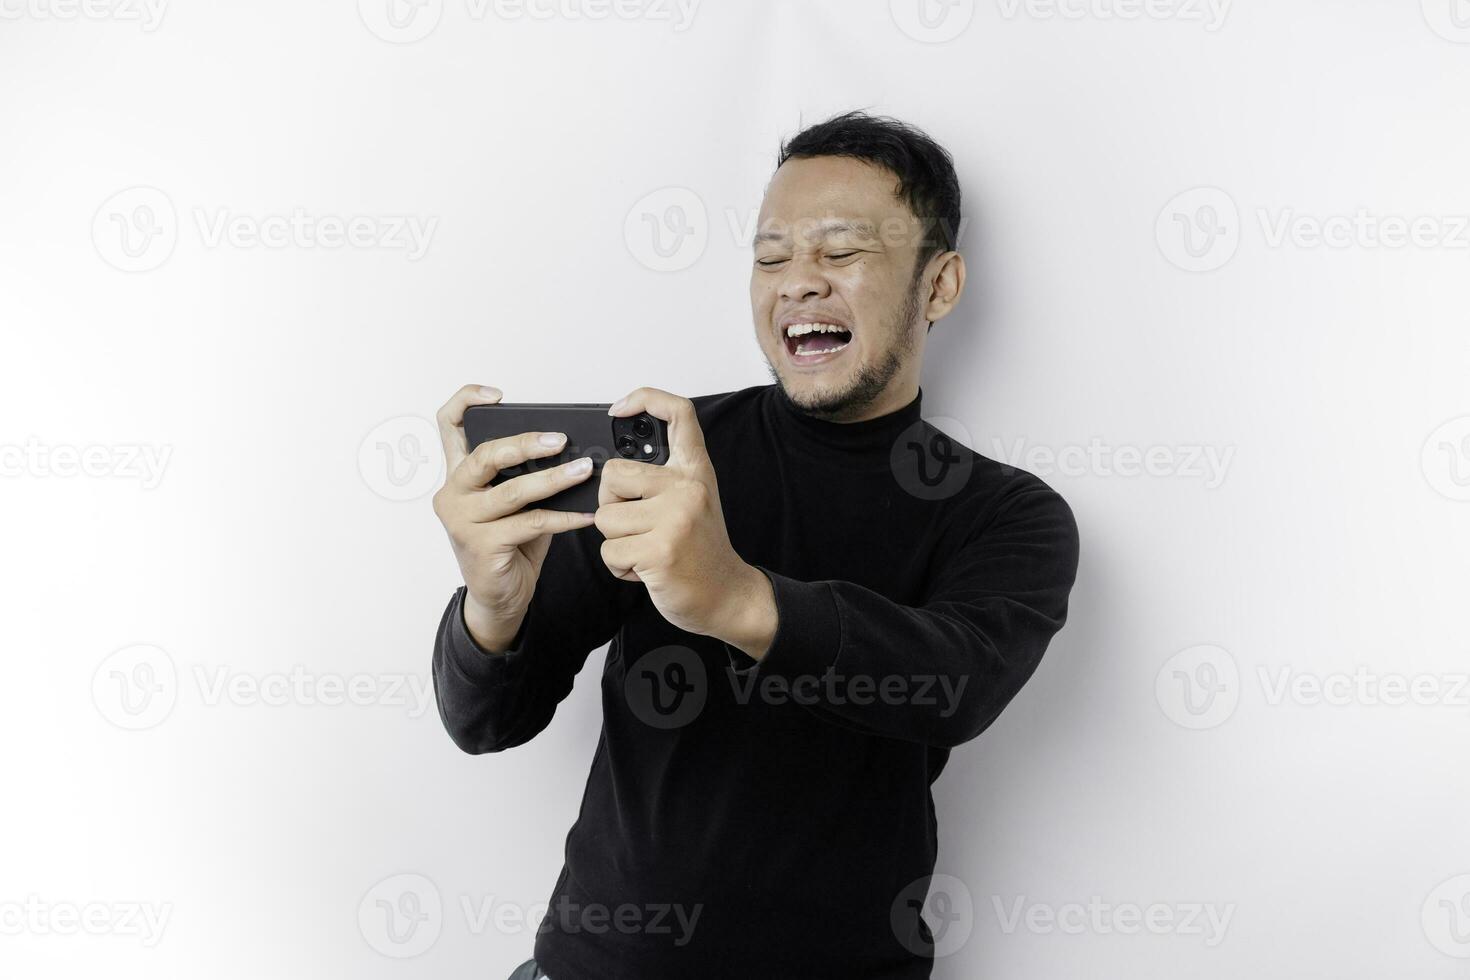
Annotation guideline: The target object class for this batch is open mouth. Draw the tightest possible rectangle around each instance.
[783,322,853,362]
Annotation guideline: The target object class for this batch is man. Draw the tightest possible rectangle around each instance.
[431,111,1079,979]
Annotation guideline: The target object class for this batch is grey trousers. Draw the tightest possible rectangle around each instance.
[508,958,547,980]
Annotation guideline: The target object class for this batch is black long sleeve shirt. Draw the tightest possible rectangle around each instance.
[432,384,1080,979]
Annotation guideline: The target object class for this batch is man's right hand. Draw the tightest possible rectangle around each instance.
[433,384,596,653]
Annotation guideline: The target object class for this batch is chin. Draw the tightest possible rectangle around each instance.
[769,360,894,421]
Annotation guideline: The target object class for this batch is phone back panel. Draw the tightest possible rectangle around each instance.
[462,403,670,513]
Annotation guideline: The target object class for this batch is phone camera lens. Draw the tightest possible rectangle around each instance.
[632,417,653,439]
[616,435,638,457]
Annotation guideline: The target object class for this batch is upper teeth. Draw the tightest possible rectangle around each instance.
[785,322,846,337]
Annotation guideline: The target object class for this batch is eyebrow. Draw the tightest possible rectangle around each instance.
[752,218,881,247]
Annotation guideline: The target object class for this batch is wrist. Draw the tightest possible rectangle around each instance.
[714,563,778,660]
[461,592,524,655]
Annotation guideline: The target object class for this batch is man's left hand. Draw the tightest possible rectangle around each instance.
[597,387,776,659]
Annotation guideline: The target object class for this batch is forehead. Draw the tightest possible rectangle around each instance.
[755,156,919,245]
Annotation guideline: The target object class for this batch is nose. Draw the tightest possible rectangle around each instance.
[778,253,832,303]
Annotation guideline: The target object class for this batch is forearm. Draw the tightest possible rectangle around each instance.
[431,588,550,754]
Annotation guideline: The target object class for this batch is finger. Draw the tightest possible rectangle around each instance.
[608,387,707,466]
[593,498,659,539]
[598,457,674,506]
[437,384,502,475]
[454,430,571,490]
[490,507,596,547]
[600,535,645,582]
[480,456,594,521]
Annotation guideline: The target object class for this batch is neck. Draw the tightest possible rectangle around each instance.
[837,376,920,423]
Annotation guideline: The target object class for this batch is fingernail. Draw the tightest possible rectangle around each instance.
[477,386,502,399]
[539,432,566,448]
[608,397,628,416]
[568,457,593,476]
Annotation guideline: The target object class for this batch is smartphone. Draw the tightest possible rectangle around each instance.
[462,403,671,513]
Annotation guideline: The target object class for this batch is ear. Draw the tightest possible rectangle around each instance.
[921,251,966,324]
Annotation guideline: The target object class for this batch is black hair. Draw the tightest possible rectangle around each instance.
[776,110,963,277]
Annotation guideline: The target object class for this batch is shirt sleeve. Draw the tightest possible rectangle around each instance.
[752,480,1080,748]
[431,526,638,754]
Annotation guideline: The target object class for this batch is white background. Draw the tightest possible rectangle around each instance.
[3,0,1469,977]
